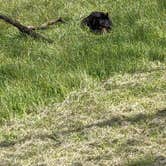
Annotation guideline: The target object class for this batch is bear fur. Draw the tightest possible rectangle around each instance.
[82,11,112,33]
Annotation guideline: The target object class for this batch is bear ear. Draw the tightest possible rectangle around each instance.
[106,12,109,16]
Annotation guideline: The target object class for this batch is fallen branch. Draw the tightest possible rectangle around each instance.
[27,17,65,30]
[0,14,64,43]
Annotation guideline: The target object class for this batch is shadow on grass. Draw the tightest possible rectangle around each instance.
[0,31,50,60]
[84,153,166,166]
[61,108,166,134]
[127,155,166,166]
[0,133,61,148]
[0,108,165,149]
[0,63,38,84]
[0,34,28,57]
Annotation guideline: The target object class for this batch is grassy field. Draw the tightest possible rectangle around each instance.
[0,0,166,165]
[0,69,166,165]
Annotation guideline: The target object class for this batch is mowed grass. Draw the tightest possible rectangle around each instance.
[0,0,165,122]
[0,1,166,165]
[0,69,165,165]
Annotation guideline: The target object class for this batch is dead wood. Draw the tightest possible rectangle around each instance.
[27,17,65,30]
[0,14,64,43]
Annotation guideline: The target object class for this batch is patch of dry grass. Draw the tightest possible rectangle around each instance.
[0,64,166,166]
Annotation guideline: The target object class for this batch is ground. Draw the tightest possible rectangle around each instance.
[0,0,166,165]
[0,65,166,165]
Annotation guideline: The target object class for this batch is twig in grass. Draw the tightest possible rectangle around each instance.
[0,14,65,43]
[27,17,65,30]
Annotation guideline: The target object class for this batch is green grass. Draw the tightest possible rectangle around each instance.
[0,0,165,122]
[0,69,165,165]
[0,1,166,164]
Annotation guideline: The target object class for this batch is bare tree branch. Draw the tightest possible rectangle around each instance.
[0,14,64,43]
[27,17,65,30]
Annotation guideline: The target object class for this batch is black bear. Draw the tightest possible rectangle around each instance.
[82,11,112,33]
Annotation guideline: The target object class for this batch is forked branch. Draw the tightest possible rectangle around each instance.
[0,14,65,43]
[27,17,65,30]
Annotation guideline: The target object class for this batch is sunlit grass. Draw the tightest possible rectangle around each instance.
[0,0,165,122]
